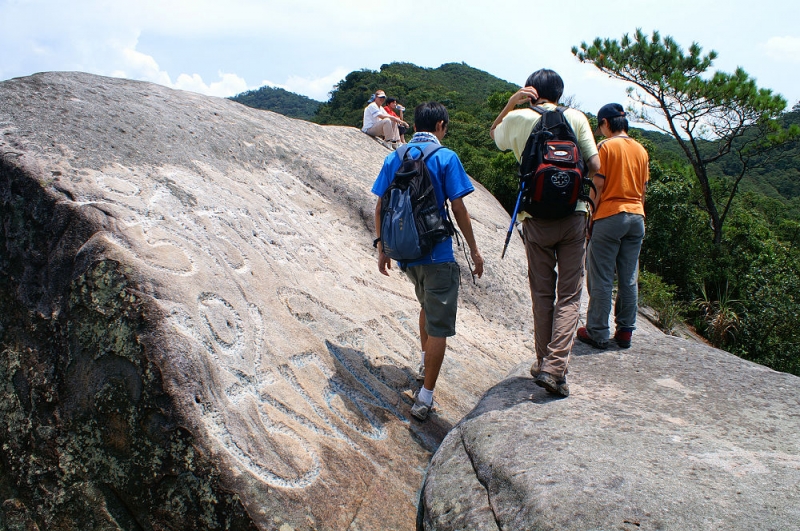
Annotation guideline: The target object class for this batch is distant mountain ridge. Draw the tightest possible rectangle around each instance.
[229,85,321,120]
[229,62,517,125]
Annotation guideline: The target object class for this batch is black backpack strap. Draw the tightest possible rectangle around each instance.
[541,106,566,130]
[418,143,445,198]
[418,142,456,235]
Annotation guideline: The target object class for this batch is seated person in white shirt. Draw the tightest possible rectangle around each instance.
[362,90,407,143]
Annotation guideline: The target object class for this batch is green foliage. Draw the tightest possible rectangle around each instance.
[735,250,800,375]
[729,107,800,204]
[638,270,686,334]
[640,128,800,375]
[695,283,742,347]
[640,158,711,294]
[711,201,800,374]
[229,86,322,120]
[574,29,800,245]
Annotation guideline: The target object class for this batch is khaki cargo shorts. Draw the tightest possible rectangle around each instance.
[405,262,460,337]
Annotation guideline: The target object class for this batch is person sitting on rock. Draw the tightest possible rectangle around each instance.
[362,90,407,147]
[383,97,407,144]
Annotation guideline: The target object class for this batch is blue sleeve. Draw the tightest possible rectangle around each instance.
[439,149,474,201]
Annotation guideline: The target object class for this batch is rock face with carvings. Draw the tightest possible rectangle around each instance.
[0,72,534,530]
[419,324,800,530]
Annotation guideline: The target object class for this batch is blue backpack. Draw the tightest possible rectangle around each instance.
[379,143,454,263]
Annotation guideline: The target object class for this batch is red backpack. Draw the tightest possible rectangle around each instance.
[518,106,594,219]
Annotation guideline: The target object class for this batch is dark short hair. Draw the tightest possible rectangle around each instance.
[414,102,449,133]
[385,97,397,105]
[524,69,564,103]
[605,115,629,133]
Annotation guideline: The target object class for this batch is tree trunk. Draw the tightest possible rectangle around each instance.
[693,163,723,245]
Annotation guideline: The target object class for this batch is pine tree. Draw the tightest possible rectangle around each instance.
[573,29,800,244]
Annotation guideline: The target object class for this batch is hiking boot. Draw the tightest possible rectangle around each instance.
[415,363,426,382]
[534,371,570,397]
[576,327,608,349]
[614,328,633,349]
[530,360,541,378]
[410,390,434,421]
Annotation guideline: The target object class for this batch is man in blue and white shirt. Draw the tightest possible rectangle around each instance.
[372,101,484,420]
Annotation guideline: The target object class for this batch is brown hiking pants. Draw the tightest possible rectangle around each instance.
[522,212,587,378]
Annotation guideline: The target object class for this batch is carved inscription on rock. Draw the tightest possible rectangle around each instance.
[86,164,422,490]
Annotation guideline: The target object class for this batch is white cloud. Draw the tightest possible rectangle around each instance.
[762,36,800,64]
[113,47,172,87]
[113,44,251,98]
[173,72,249,97]
[283,68,350,101]
[3,0,800,110]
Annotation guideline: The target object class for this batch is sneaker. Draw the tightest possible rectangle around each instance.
[576,327,608,349]
[375,138,394,150]
[614,328,633,349]
[415,363,426,382]
[534,371,570,397]
[410,390,434,421]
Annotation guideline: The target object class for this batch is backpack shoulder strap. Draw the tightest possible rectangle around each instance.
[417,143,449,205]
[420,142,443,160]
[530,105,563,134]
[397,142,442,161]
[543,106,580,144]
[542,106,567,127]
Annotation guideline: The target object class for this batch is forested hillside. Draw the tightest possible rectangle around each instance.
[229,85,321,120]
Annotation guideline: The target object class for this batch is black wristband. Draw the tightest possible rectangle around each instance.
[373,237,381,248]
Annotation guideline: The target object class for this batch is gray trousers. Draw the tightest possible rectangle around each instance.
[586,212,645,342]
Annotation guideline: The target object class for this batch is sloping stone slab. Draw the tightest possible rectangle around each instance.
[0,72,536,530]
[420,337,800,530]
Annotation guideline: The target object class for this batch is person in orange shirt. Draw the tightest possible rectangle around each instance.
[383,97,407,143]
[577,103,649,350]
[362,90,407,147]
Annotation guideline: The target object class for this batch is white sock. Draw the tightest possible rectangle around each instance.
[418,386,434,406]
[420,351,426,366]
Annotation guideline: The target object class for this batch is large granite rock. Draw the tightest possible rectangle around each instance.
[0,72,534,530]
[419,324,800,530]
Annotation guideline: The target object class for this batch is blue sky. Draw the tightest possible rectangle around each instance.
[2,0,799,117]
